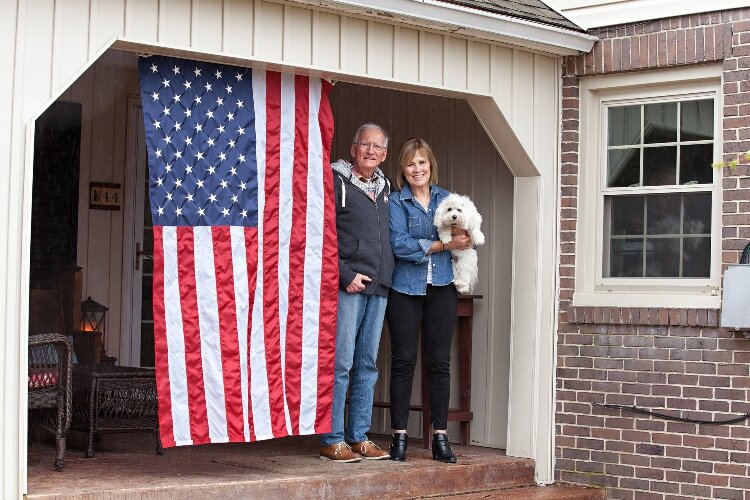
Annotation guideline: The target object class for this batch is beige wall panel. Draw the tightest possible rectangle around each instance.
[367,22,393,79]
[126,0,159,41]
[91,0,125,51]
[468,42,490,94]
[160,0,193,47]
[445,37,467,90]
[490,46,514,126]
[511,50,535,155]
[394,27,419,83]
[223,0,254,57]
[340,16,367,75]
[22,0,54,118]
[312,12,340,69]
[284,6,313,66]
[256,0,284,61]
[193,0,225,53]
[55,0,91,90]
[419,32,443,86]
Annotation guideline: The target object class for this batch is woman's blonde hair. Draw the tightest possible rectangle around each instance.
[396,138,438,190]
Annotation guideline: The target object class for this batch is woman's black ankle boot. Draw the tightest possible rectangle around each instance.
[389,433,408,461]
[432,433,457,463]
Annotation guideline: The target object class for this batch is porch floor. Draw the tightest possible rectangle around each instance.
[27,432,601,499]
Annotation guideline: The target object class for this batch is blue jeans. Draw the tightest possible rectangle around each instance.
[321,290,387,446]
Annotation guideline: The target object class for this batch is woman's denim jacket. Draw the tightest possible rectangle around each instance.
[390,184,454,295]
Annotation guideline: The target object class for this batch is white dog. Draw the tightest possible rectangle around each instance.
[434,194,485,295]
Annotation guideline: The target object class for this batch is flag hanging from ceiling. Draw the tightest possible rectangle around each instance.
[138,55,337,447]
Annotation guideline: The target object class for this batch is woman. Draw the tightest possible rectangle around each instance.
[386,138,473,463]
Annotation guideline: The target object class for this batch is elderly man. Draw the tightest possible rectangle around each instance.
[320,123,394,462]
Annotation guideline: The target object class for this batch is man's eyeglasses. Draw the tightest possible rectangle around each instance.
[354,141,386,154]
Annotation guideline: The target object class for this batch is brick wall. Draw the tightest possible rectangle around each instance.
[557,8,750,499]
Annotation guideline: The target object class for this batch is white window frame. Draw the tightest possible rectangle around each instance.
[574,64,723,309]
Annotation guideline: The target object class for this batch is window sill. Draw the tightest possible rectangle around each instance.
[566,302,720,328]
[573,291,720,310]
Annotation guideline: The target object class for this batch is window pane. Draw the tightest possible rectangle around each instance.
[644,102,677,143]
[608,148,641,187]
[683,193,712,234]
[681,99,713,141]
[643,146,677,185]
[680,144,713,185]
[646,238,680,277]
[682,237,711,277]
[609,105,641,146]
[609,195,644,235]
[646,194,681,235]
[610,239,644,277]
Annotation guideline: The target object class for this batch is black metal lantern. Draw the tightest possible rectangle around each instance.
[81,296,108,335]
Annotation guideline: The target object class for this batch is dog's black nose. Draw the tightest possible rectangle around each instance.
[452,215,457,220]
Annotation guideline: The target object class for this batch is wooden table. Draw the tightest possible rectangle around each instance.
[372,294,480,449]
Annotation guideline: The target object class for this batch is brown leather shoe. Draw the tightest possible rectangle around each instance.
[349,440,390,460]
[320,442,362,462]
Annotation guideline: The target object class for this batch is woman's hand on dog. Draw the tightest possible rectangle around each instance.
[445,229,472,251]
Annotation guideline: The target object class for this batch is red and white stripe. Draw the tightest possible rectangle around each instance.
[152,70,337,447]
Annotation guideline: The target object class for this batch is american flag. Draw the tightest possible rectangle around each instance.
[138,55,337,447]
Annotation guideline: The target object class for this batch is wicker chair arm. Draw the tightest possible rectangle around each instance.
[28,333,73,435]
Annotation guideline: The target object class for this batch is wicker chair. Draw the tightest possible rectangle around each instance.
[28,290,73,471]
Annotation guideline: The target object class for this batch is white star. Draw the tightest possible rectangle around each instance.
[241,209,248,218]
[204,82,212,92]
[216,97,223,106]
[226,85,233,93]
[196,123,203,132]
[209,193,217,203]
[231,194,238,203]
[175,150,183,159]
[157,206,164,215]
[164,135,172,144]
[175,178,182,188]
[150,63,158,73]
[227,112,235,121]
[186,193,194,202]
[162,78,170,87]
[228,139,236,148]
[156,177,164,187]
[197,179,204,188]
[208,165,216,175]
[185,136,192,145]
[238,154,246,163]
[196,152,204,160]
[165,163,173,172]
[166,192,173,201]
[230,166,237,176]
[222,207,230,217]
[155,148,162,158]
[151,91,159,101]
[172,65,180,75]
[220,179,228,188]
[174,122,181,131]
[236,99,244,108]
[197,207,205,217]
[219,152,227,161]
[194,96,202,104]
[162,106,170,116]
[235,73,243,81]
[207,138,215,147]
[153,120,161,129]
[172,94,181,103]
[185,165,193,174]
[193,67,202,77]
[218,125,225,133]
[215,69,222,79]
[183,81,192,90]
[185,109,192,117]
[239,181,247,190]
[206,110,214,119]
[237,127,245,135]
[175,206,182,216]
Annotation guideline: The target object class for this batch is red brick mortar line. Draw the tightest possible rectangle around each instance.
[566,306,720,327]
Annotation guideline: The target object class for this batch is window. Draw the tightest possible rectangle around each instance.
[574,65,722,308]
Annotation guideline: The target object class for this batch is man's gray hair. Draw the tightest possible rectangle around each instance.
[353,123,389,149]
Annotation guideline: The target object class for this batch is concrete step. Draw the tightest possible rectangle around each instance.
[423,484,606,499]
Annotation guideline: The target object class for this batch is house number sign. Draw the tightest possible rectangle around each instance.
[89,182,121,210]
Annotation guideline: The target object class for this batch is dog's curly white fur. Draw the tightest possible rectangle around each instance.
[434,194,485,295]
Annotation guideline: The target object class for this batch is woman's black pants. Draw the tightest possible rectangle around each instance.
[386,285,457,431]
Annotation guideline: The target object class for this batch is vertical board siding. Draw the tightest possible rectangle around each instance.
[511,50,535,154]
[94,0,125,49]
[160,0,192,47]
[55,0,91,91]
[127,0,159,42]
[223,0,254,57]
[367,22,394,79]
[468,41,491,94]
[257,0,283,61]
[394,27,419,83]
[340,16,367,75]
[446,37,467,90]
[193,0,225,53]
[313,12,340,69]
[284,6,313,66]
[420,31,444,86]
[491,46,514,123]
[329,82,514,447]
